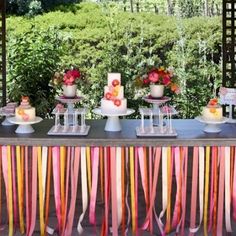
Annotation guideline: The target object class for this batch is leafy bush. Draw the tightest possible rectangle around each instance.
[7,3,222,118]
[7,27,65,117]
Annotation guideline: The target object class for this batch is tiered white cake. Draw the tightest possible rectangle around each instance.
[101,73,127,114]
[15,96,36,121]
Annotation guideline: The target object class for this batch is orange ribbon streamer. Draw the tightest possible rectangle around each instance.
[37,146,45,236]
[60,146,66,230]
[204,146,210,236]
[7,145,13,236]
[86,146,92,196]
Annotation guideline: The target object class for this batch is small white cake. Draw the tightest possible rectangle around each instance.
[202,98,223,121]
[101,73,127,114]
[15,97,36,121]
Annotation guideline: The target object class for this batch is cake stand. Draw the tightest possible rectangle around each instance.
[143,96,171,126]
[7,117,43,134]
[195,116,228,133]
[93,108,135,132]
[56,96,83,125]
[0,108,15,126]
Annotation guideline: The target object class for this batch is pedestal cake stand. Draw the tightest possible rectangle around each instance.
[195,116,228,133]
[93,108,135,132]
[56,96,83,125]
[143,96,171,126]
[7,117,43,134]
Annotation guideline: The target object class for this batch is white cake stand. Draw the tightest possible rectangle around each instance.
[0,108,15,126]
[195,116,228,133]
[7,117,43,134]
[143,96,171,126]
[93,108,135,132]
[56,96,83,125]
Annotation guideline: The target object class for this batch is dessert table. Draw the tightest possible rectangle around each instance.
[0,119,235,236]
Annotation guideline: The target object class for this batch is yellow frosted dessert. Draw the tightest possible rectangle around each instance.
[202,98,223,121]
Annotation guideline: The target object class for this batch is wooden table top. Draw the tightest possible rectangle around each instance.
[0,119,235,146]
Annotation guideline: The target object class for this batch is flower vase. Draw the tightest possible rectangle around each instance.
[150,84,164,98]
[63,84,77,98]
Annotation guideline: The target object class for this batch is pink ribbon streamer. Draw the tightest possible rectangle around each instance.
[89,147,99,225]
[233,147,236,221]
[138,147,149,210]
[224,147,232,232]
[1,146,9,215]
[11,146,18,229]
[28,147,38,236]
[110,147,118,236]
[180,147,188,235]
[64,147,80,236]
[216,147,225,236]
[125,147,131,236]
[208,146,216,232]
[62,147,71,234]
[135,147,138,230]
[52,147,62,234]
[148,146,153,233]
[189,146,199,235]
[142,147,164,235]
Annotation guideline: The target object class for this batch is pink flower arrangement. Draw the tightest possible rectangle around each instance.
[63,69,81,86]
[51,67,82,89]
[135,66,180,94]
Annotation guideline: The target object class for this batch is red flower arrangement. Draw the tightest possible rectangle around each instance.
[63,69,81,86]
[135,66,180,94]
[51,67,82,88]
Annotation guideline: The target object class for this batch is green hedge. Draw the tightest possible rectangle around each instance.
[7,2,222,118]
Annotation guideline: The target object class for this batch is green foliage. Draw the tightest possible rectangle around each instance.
[7,27,65,117]
[7,2,222,118]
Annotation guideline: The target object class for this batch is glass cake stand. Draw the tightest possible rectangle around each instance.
[195,116,228,133]
[143,95,171,126]
[0,108,15,126]
[56,96,83,125]
[7,117,43,134]
[93,108,135,132]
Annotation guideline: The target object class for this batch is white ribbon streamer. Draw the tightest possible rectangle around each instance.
[158,147,168,226]
[225,146,232,232]
[77,147,88,234]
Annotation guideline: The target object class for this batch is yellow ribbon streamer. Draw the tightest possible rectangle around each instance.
[37,146,45,236]
[60,146,66,229]
[7,145,13,236]
[130,146,136,233]
[86,147,92,195]
[16,146,24,234]
[203,146,210,236]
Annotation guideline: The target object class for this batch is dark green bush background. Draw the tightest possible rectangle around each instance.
[6,2,222,118]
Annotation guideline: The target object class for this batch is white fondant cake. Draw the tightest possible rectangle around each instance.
[202,98,223,121]
[15,97,36,121]
[101,73,127,114]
